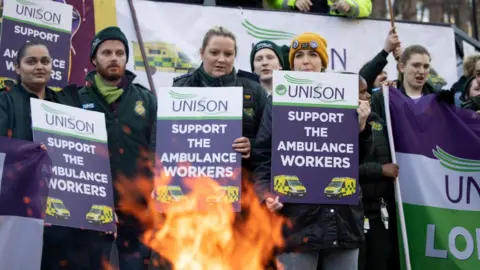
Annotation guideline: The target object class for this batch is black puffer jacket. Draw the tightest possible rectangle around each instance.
[359,113,395,214]
[173,65,268,172]
[253,96,372,252]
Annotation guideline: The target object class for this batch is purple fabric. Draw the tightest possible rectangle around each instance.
[388,87,480,159]
[0,137,51,219]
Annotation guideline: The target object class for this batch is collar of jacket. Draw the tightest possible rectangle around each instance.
[461,95,480,110]
[15,83,55,101]
[84,69,137,88]
[395,79,436,96]
[194,63,237,87]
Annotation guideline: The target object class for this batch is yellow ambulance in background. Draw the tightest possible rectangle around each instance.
[86,205,113,225]
[324,177,357,199]
[155,185,186,203]
[206,186,239,204]
[273,175,307,197]
[46,197,71,219]
[133,42,195,74]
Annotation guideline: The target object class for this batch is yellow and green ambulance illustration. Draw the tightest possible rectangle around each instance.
[324,177,357,199]
[274,175,307,197]
[133,42,196,74]
[46,197,71,219]
[86,205,113,225]
[155,185,186,203]
[206,186,239,204]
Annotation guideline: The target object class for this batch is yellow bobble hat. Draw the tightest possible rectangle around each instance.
[289,32,328,70]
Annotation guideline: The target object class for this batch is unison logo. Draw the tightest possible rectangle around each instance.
[276,74,345,102]
[169,90,229,115]
[433,146,480,172]
[241,19,296,41]
[16,0,63,25]
[42,103,95,135]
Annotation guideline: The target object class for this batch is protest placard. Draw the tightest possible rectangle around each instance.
[30,99,115,232]
[156,87,243,211]
[0,0,72,90]
[271,71,359,204]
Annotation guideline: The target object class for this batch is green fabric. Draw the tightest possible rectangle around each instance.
[94,74,124,104]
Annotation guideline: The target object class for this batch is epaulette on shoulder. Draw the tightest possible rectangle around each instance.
[237,69,260,83]
[173,73,192,83]
[133,83,156,97]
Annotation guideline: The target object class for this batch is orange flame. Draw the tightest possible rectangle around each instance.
[116,163,286,270]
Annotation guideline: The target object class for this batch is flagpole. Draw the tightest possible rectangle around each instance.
[127,0,156,95]
[383,86,412,270]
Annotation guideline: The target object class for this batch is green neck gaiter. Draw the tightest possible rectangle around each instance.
[94,74,124,104]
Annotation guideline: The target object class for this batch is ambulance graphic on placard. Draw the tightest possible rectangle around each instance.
[324,177,357,199]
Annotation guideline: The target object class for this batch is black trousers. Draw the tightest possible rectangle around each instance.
[358,213,400,270]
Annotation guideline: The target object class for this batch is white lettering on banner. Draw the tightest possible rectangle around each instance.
[426,224,480,260]
[14,26,60,42]
[164,166,233,178]
[0,153,5,193]
[172,124,227,134]
[48,178,107,197]
[161,152,237,163]
[287,111,345,123]
[47,138,97,154]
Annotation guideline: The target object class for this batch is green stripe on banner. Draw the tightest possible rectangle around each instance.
[5,16,71,34]
[400,203,480,270]
[157,116,242,120]
[33,127,107,143]
[273,102,357,109]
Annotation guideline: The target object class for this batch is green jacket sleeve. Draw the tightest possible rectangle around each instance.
[266,0,295,9]
[332,0,372,18]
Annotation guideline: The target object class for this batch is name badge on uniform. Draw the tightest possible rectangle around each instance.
[82,103,95,109]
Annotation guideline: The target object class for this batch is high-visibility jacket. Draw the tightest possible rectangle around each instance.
[266,0,372,18]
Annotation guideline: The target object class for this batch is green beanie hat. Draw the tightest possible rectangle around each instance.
[250,40,284,72]
[90,26,129,65]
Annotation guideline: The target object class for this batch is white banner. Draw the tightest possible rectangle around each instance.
[116,0,457,90]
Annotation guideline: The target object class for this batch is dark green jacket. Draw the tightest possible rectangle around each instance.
[359,113,395,213]
[371,80,437,121]
[78,71,157,198]
[172,65,268,172]
[0,84,81,141]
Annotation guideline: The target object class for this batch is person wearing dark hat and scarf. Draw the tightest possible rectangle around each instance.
[77,26,157,270]
[250,40,284,96]
[460,76,480,112]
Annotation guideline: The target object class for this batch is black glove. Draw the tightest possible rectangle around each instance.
[435,90,455,105]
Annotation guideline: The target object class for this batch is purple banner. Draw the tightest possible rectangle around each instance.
[271,105,359,204]
[389,87,480,159]
[156,120,243,212]
[0,3,72,90]
[32,131,115,232]
[0,137,50,219]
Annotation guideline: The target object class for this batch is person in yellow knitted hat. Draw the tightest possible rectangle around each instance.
[289,32,328,72]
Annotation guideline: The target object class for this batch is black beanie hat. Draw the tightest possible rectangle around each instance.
[250,40,284,72]
[90,26,129,65]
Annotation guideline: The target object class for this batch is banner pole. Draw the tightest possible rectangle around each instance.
[383,86,412,270]
[127,0,156,95]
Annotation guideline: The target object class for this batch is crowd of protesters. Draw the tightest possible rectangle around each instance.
[1,0,479,270]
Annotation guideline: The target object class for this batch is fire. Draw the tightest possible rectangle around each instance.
[116,166,287,270]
